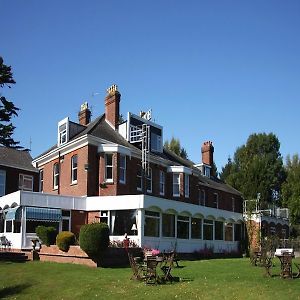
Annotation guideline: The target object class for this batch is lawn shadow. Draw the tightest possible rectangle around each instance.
[0,283,31,299]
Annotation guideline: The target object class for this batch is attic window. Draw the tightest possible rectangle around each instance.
[57,117,69,146]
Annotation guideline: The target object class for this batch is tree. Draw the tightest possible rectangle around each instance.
[281,154,300,224]
[220,133,285,207]
[0,56,20,148]
[164,137,188,159]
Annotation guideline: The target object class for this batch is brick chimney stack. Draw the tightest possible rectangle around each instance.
[78,102,91,126]
[201,141,214,166]
[105,84,120,129]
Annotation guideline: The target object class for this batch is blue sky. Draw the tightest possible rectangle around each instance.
[1,0,300,172]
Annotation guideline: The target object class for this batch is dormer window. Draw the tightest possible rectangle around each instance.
[204,166,211,177]
[57,117,69,146]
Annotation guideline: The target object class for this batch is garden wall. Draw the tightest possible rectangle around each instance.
[38,245,142,268]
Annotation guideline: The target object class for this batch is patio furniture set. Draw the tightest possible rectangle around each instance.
[128,251,179,284]
[252,248,300,279]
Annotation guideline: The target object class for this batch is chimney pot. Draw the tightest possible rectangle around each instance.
[201,141,214,166]
[105,84,120,129]
[78,102,91,126]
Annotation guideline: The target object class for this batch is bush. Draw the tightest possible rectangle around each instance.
[56,231,76,252]
[79,223,109,259]
[36,226,57,246]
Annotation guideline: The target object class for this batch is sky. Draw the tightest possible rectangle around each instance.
[1,0,300,172]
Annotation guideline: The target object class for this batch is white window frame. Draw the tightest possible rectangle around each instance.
[173,173,180,197]
[159,170,165,196]
[0,170,6,196]
[57,117,69,146]
[19,174,34,191]
[53,163,59,189]
[39,169,43,192]
[146,168,152,193]
[105,154,113,183]
[213,193,219,208]
[119,155,126,184]
[185,174,189,198]
[71,155,78,184]
[137,165,142,191]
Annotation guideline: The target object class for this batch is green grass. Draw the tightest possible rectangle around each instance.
[1,258,300,300]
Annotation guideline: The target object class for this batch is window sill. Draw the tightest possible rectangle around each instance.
[70,181,78,186]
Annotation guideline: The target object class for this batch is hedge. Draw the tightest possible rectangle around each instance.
[36,226,57,246]
[56,231,76,252]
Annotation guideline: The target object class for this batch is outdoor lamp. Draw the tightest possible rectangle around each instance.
[131,224,137,235]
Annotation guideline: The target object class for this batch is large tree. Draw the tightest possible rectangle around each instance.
[164,137,188,159]
[220,133,285,207]
[281,154,300,224]
[0,56,20,148]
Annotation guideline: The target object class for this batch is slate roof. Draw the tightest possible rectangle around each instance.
[0,146,38,173]
[34,114,241,196]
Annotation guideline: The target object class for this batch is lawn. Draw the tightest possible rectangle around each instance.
[1,258,300,300]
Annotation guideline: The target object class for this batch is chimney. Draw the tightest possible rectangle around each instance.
[78,102,91,126]
[201,141,214,166]
[105,84,120,129]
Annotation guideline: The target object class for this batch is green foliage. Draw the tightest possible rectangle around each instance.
[36,226,57,246]
[281,154,300,224]
[56,231,76,252]
[0,56,21,148]
[79,223,109,259]
[220,133,285,205]
[164,137,188,159]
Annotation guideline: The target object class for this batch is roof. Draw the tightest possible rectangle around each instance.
[0,147,38,173]
[34,114,241,196]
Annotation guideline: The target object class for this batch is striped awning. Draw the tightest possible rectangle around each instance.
[5,207,22,220]
[26,207,62,222]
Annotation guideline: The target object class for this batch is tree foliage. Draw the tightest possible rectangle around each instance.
[281,154,300,224]
[164,137,188,159]
[0,56,20,148]
[220,133,285,206]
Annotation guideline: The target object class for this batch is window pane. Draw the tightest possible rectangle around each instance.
[215,221,224,240]
[6,220,12,233]
[177,216,189,239]
[225,223,233,241]
[144,216,160,237]
[112,210,136,236]
[0,170,5,196]
[191,218,202,239]
[234,224,242,241]
[203,219,213,240]
[26,220,59,233]
[162,214,175,237]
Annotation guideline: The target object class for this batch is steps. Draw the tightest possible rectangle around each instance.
[0,251,30,262]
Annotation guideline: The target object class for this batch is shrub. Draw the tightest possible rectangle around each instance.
[36,226,57,246]
[79,223,109,259]
[56,231,76,252]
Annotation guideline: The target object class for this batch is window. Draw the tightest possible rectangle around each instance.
[185,174,189,198]
[191,218,202,239]
[162,214,175,237]
[203,219,213,240]
[53,163,59,189]
[270,226,276,235]
[151,132,162,152]
[105,154,113,182]
[234,224,242,241]
[71,155,78,183]
[232,197,235,212]
[213,193,219,208]
[39,169,43,192]
[136,165,142,191]
[119,155,126,184]
[204,166,211,177]
[215,221,224,240]
[159,171,165,196]
[0,170,6,196]
[177,216,189,239]
[100,210,108,224]
[58,121,68,146]
[173,174,180,197]
[111,210,136,235]
[201,190,206,206]
[5,220,12,233]
[146,168,152,193]
[144,210,160,237]
[62,210,71,231]
[225,223,233,241]
[19,174,33,191]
